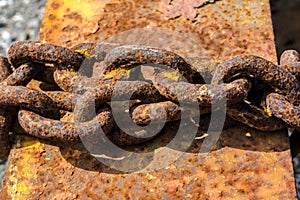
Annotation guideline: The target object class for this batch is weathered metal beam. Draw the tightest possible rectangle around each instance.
[0,0,297,199]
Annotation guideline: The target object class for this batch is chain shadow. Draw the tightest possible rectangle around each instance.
[52,115,290,174]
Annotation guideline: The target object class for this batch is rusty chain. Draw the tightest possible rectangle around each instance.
[0,41,299,160]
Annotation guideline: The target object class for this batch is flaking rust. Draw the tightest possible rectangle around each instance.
[159,0,216,20]
[1,0,297,199]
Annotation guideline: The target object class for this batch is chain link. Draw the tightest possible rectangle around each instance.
[0,40,299,160]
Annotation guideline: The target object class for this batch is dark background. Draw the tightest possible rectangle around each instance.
[271,0,300,58]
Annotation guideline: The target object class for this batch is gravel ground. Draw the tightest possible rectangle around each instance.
[0,0,300,198]
[0,0,46,56]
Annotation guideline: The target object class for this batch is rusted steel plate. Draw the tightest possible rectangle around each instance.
[1,0,297,199]
[38,0,277,62]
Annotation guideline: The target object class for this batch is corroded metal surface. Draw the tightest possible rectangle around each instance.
[1,0,297,199]
[39,0,277,63]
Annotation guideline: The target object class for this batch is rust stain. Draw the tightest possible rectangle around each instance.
[39,0,277,63]
[1,132,296,199]
[1,0,297,199]
[159,0,216,20]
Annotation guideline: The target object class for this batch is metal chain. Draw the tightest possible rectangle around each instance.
[0,40,299,160]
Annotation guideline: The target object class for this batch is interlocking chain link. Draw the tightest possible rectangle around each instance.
[0,40,299,160]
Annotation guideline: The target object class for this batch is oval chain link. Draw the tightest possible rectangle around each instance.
[0,40,299,159]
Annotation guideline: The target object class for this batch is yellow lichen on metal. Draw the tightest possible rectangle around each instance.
[53,0,101,19]
[74,49,90,57]
[102,68,132,79]
[6,137,43,200]
[40,0,109,45]
[164,71,180,81]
